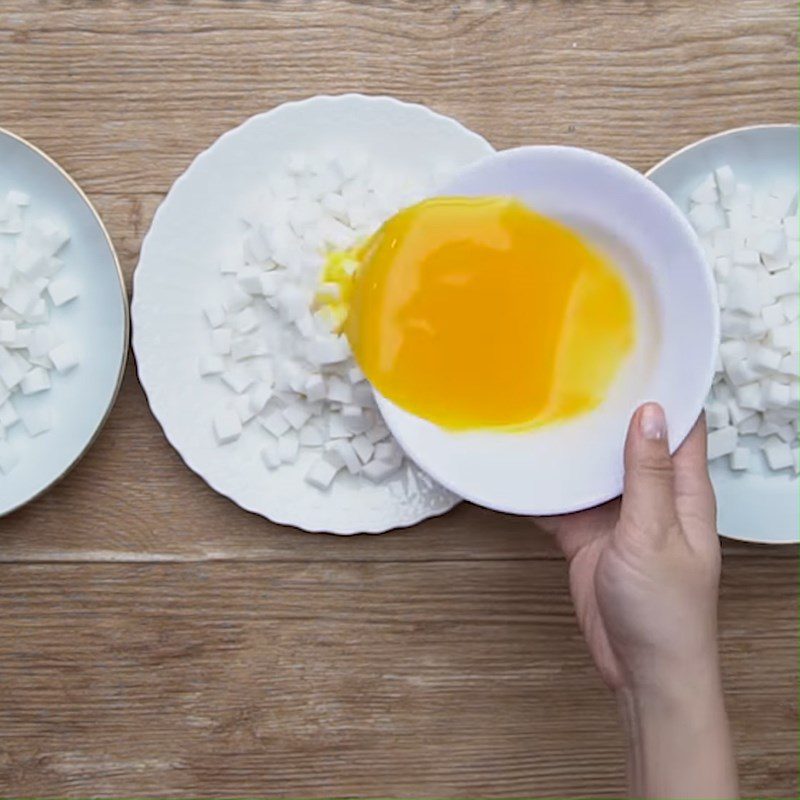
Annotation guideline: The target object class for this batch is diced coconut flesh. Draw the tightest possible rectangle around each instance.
[305,458,341,489]
[691,167,798,472]
[200,151,456,489]
[212,409,242,444]
[729,447,750,471]
[0,190,80,473]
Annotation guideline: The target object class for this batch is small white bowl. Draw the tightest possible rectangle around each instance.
[0,128,128,515]
[648,124,799,544]
[375,145,719,516]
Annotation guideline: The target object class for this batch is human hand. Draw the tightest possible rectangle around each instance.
[539,402,737,798]
[539,402,720,691]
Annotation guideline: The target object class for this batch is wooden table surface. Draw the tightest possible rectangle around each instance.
[1,1,797,797]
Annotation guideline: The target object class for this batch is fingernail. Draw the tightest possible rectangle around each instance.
[639,403,667,441]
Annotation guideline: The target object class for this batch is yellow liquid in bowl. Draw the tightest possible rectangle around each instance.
[326,196,635,432]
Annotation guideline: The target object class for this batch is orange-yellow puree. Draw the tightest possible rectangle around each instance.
[323,196,635,431]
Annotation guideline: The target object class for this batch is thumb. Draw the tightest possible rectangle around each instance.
[618,402,680,545]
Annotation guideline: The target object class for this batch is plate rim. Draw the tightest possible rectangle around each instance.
[0,126,130,517]
[645,122,799,178]
[646,122,800,544]
[130,92,496,534]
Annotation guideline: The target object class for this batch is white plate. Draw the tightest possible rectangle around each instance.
[0,128,128,515]
[376,146,719,516]
[132,94,495,534]
[648,124,800,544]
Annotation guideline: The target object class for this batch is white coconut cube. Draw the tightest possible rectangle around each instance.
[305,458,341,489]
[707,426,738,460]
[46,276,78,306]
[729,447,750,471]
[762,436,793,470]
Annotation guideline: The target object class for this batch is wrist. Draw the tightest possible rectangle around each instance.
[616,654,738,799]
[617,660,727,747]
[621,647,724,707]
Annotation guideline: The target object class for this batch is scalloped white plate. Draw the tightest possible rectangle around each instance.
[648,124,799,544]
[132,94,495,534]
[0,128,128,516]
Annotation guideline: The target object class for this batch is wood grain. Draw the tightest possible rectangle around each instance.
[0,558,796,798]
[0,0,796,196]
[0,1,798,797]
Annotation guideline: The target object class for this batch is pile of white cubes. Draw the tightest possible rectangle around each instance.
[0,190,80,475]
[692,166,799,474]
[199,151,448,490]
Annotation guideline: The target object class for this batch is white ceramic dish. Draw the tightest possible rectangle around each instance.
[376,145,719,516]
[132,94,496,534]
[648,124,799,544]
[0,128,128,516]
